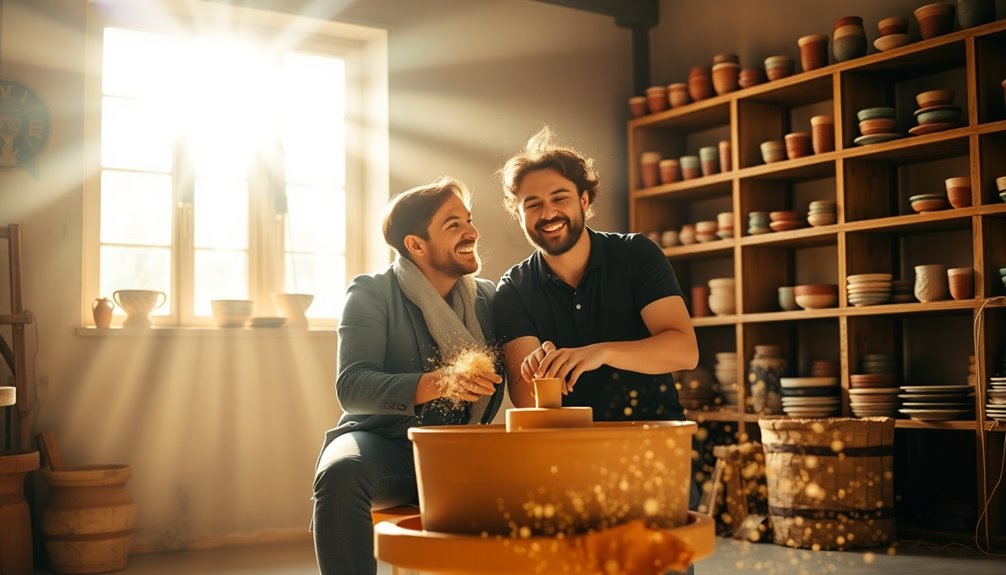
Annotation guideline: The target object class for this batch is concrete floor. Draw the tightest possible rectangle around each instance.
[34,535,1006,575]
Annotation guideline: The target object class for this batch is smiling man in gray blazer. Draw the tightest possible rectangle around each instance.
[311,176,505,575]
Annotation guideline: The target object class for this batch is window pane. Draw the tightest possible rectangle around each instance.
[101,97,174,172]
[194,250,248,316]
[285,253,343,317]
[194,177,248,250]
[285,185,344,253]
[100,171,173,245]
[282,52,344,186]
[103,27,182,99]
[100,245,172,315]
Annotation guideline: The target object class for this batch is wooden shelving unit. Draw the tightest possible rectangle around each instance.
[628,20,1006,544]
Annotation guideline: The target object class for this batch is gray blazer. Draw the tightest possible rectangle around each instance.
[318,266,504,458]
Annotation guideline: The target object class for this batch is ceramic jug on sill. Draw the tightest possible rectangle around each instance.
[92,297,114,329]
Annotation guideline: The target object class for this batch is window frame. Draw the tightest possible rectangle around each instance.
[82,0,389,329]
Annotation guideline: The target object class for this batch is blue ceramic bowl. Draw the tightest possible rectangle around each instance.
[915,107,960,124]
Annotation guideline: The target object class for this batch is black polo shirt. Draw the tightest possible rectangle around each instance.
[493,229,686,421]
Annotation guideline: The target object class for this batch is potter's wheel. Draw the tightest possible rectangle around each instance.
[375,511,715,575]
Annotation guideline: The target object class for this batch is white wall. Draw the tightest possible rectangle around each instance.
[0,0,633,550]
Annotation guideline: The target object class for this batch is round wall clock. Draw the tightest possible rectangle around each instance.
[0,79,51,177]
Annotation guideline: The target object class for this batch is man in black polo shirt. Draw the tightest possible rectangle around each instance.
[493,126,699,421]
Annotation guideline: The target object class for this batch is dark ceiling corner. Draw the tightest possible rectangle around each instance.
[533,0,659,95]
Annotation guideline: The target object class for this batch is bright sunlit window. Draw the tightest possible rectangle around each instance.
[83,1,388,327]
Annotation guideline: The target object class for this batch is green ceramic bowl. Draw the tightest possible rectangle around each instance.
[857,107,896,121]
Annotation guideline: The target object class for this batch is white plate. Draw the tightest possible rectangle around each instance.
[850,387,901,394]
[901,385,973,393]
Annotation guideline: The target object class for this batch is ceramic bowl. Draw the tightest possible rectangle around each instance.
[768,210,801,222]
[708,295,736,316]
[915,107,960,124]
[916,89,954,109]
[807,213,837,227]
[793,284,839,296]
[857,107,896,121]
[833,34,867,62]
[859,118,897,135]
[944,177,971,208]
[760,140,786,163]
[210,299,254,327]
[873,33,912,52]
[877,16,909,35]
[999,267,1006,277]
[914,2,956,40]
[112,289,166,316]
[911,198,950,212]
[778,286,798,311]
[795,293,838,309]
[273,293,314,327]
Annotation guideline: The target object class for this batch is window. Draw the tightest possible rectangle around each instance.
[83,1,388,327]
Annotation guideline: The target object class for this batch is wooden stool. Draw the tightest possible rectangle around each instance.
[372,506,420,575]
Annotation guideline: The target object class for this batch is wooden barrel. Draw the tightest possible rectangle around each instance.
[0,450,39,575]
[758,417,895,550]
[41,464,136,574]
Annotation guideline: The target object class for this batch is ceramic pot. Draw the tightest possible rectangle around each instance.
[810,115,835,153]
[92,297,114,329]
[957,0,995,28]
[915,2,956,39]
[688,66,713,101]
[748,353,786,415]
[914,264,949,302]
[659,158,680,184]
[113,289,166,328]
[628,96,647,118]
[645,85,668,114]
[798,34,829,71]
[409,418,697,536]
[640,151,662,188]
[668,83,690,108]
[691,285,710,317]
[718,140,732,172]
[947,267,974,300]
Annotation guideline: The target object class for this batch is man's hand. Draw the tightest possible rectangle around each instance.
[436,366,502,402]
[522,340,606,395]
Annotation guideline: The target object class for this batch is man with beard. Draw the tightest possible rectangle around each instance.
[312,177,505,574]
[493,126,698,422]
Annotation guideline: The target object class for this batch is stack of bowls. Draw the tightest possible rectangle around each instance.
[1001,267,1006,290]
[806,200,837,226]
[968,354,977,387]
[833,16,867,62]
[910,89,960,135]
[874,16,911,51]
[846,272,893,307]
[699,146,720,176]
[668,83,690,108]
[716,211,734,239]
[854,106,900,145]
[676,366,715,410]
[694,220,718,243]
[784,132,811,159]
[780,377,840,417]
[768,210,803,232]
[748,211,771,235]
[793,284,839,309]
[996,175,1006,202]
[680,155,701,180]
[849,353,900,417]
[760,140,785,163]
[688,66,714,102]
[714,352,739,409]
[914,2,956,40]
[764,55,795,81]
[738,67,766,89]
[712,54,740,95]
[909,191,950,213]
[679,223,696,245]
[891,278,916,302]
[987,373,1006,422]
[944,176,972,208]
[708,278,736,316]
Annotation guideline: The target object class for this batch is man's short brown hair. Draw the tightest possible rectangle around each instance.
[382,176,471,260]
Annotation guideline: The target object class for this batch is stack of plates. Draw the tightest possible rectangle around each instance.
[850,367,900,417]
[890,279,915,303]
[781,377,840,417]
[987,377,1006,422]
[847,273,893,307]
[898,385,975,421]
[714,352,739,408]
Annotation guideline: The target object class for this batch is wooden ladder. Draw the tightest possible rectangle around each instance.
[0,224,33,452]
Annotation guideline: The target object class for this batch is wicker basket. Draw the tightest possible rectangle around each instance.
[759,417,895,550]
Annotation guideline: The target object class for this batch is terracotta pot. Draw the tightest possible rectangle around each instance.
[718,140,732,172]
[945,176,972,208]
[798,34,829,71]
[409,419,697,536]
[711,62,740,95]
[784,132,811,159]
[810,115,835,153]
[640,152,662,188]
[645,85,668,114]
[688,66,713,101]
[947,267,974,300]
[915,2,956,39]
[628,96,647,118]
[659,158,681,184]
[877,16,909,36]
[691,285,710,317]
[668,82,690,108]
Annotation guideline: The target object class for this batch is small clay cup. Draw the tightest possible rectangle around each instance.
[947,267,974,300]
[680,155,700,180]
[718,140,732,172]
[764,55,795,81]
[712,62,740,95]
[645,85,668,114]
[798,34,829,71]
[784,132,812,159]
[699,146,720,176]
[668,83,691,108]
[810,115,835,153]
[640,151,662,188]
[688,66,714,101]
[760,140,786,164]
[629,96,648,118]
[915,2,956,40]
[659,159,681,184]
[738,67,767,89]
[914,264,950,302]
[944,176,972,208]
[691,285,711,317]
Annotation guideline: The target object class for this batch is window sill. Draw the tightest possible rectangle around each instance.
[75,326,338,339]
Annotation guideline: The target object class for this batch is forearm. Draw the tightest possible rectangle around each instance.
[598,328,698,374]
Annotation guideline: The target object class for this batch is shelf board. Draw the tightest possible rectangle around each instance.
[977,119,1006,135]
[739,72,834,107]
[740,225,836,248]
[843,33,965,78]
[691,315,739,328]
[738,308,840,323]
[688,412,1003,431]
[632,173,732,201]
[736,153,836,181]
[663,240,734,260]
[628,97,730,132]
[840,129,970,162]
[894,419,982,431]
[840,299,976,317]
[843,208,976,234]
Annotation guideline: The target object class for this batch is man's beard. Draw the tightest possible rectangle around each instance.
[525,210,585,256]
